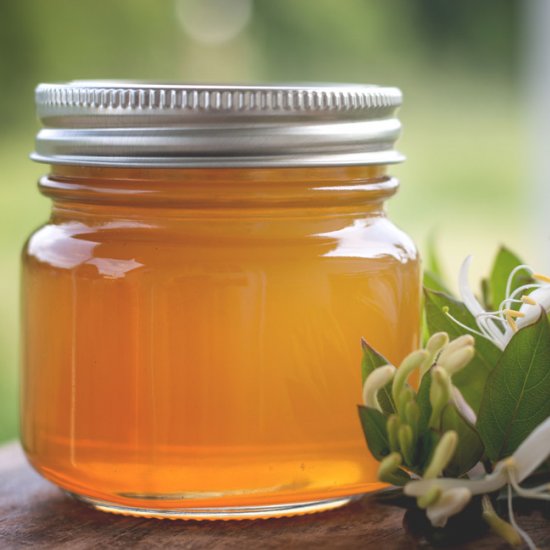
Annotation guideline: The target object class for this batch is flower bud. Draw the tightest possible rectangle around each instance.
[429,366,452,429]
[398,387,414,423]
[386,414,400,453]
[482,496,522,547]
[392,349,428,404]
[424,430,458,479]
[377,452,405,485]
[362,364,396,412]
[440,345,475,376]
[398,424,414,465]
[405,400,420,442]
[426,331,450,354]
[421,332,449,377]
[438,335,475,365]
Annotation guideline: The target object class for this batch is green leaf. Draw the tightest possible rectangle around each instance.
[426,231,446,282]
[358,405,391,461]
[480,278,491,312]
[424,289,501,412]
[421,308,430,347]
[477,311,550,461]
[440,405,484,477]
[360,339,395,413]
[416,430,440,474]
[487,246,533,311]
[424,270,452,295]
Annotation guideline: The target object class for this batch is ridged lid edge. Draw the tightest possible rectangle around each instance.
[35,82,402,115]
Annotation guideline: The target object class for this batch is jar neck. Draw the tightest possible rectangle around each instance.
[40,165,398,218]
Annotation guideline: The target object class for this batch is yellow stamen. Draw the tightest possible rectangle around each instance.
[532,272,550,283]
[505,312,518,332]
[504,309,525,319]
[521,295,537,306]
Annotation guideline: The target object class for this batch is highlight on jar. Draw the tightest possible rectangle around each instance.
[21,82,421,520]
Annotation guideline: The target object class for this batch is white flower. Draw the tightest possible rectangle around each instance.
[405,416,550,500]
[451,256,550,350]
[405,416,550,547]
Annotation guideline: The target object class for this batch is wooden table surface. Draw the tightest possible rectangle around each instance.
[0,442,548,549]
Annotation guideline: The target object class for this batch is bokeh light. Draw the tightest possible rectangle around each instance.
[175,0,253,45]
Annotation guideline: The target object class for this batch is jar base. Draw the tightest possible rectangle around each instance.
[69,492,359,520]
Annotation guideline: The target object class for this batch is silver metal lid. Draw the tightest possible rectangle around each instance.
[32,81,404,168]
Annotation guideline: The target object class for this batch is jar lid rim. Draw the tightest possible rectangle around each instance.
[33,81,404,168]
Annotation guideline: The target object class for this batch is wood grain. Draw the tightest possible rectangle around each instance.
[0,442,547,549]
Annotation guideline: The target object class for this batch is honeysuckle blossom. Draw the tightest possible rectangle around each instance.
[404,416,550,548]
[362,334,475,422]
[405,416,550,501]
[362,334,477,463]
[363,334,479,496]
[362,364,396,412]
[454,256,550,350]
[362,251,550,548]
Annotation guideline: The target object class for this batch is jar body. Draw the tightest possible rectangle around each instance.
[20,165,420,518]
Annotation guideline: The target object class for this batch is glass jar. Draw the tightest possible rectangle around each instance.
[22,82,420,519]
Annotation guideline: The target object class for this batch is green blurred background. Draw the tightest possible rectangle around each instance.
[0,0,536,442]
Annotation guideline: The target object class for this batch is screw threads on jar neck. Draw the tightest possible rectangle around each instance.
[40,165,398,213]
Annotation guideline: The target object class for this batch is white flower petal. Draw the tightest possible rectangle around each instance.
[426,488,472,527]
[404,462,508,497]
[406,419,550,503]
[511,416,550,482]
[451,386,477,425]
[459,256,485,317]
[459,256,506,349]
[514,288,550,332]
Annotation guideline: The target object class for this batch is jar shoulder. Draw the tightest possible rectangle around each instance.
[22,214,418,275]
[22,220,147,278]
[319,215,418,263]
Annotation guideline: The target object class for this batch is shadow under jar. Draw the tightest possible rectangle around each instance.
[21,82,421,519]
